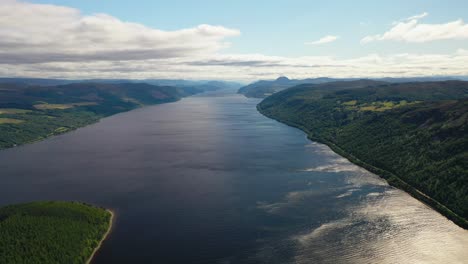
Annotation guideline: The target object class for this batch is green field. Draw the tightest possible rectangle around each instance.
[0,118,24,124]
[258,80,468,228]
[33,102,98,110]
[342,100,420,112]
[0,201,112,264]
[0,108,32,114]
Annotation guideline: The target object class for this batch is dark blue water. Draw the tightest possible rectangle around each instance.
[0,91,466,263]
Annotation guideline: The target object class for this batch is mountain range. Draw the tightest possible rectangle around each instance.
[238,76,468,98]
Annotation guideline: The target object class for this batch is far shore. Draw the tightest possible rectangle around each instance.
[86,209,114,264]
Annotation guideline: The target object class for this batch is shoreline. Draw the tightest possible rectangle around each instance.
[0,98,183,152]
[257,104,468,230]
[86,209,114,264]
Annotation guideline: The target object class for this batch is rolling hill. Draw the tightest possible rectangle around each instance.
[239,76,468,98]
[237,76,346,98]
[0,78,241,91]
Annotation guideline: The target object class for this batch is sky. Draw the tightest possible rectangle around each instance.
[1,0,468,81]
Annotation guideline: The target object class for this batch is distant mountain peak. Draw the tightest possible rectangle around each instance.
[276,76,290,82]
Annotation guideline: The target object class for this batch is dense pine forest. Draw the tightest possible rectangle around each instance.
[0,201,112,264]
[258,80,468,228]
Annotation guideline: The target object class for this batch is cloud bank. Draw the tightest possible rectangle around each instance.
[0,0,240,64]
[2,50,468,81]
[362,12,468,43]
[305,35,339,45]
[1,1,468,81]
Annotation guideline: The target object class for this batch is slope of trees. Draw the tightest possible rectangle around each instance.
[237,76,346,98]
[0,201,111,264]
[258,81,468,228]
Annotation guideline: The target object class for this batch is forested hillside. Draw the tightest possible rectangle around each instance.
[238,76,467,98]
[0,82,203,149]
[237,76,345,98]
[0,201,111,264]
[258,80,468,228]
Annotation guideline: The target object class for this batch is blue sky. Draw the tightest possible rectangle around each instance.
[1,0,468,80]
[29,0,468,57]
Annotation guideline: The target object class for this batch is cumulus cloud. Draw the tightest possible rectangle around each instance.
[405,12,429,22]
[305,35,339,45]
[0,1,468,80]
[361,12,468,43]
[0,0,240,64]
[2,51,468,81]
[456,48,468,55]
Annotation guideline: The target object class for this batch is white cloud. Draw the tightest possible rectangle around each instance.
[0,1,467,81]
[0,0,240,63]
[2,51,468,81]
[406,12,428,21]
[362,13,468,43]
[305,35,339,45]
[457,48,468,55]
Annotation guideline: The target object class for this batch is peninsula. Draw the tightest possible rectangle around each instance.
[0,201,113,264]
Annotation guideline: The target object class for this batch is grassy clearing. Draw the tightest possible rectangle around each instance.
[0,108,32,114]
[0,118,24,124]
[343,100,421,112]
[34,103,73,110]
[360,105,379,111]
[33,102,97,110]
[358,100,419,112]
[342,100,357,106]
[54,127,69,133]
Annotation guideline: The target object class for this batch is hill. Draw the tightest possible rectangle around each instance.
[0,201,112,264]
[258,80,468,228]
[259,79,387,104]
[237,76,346,98]
[0,82,203,149]
[0,78,242,91]
[239,76,468,98]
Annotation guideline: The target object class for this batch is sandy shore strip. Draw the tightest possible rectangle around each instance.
[86,209,115,264]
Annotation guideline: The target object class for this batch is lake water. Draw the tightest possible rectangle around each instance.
[0,91,467,263]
